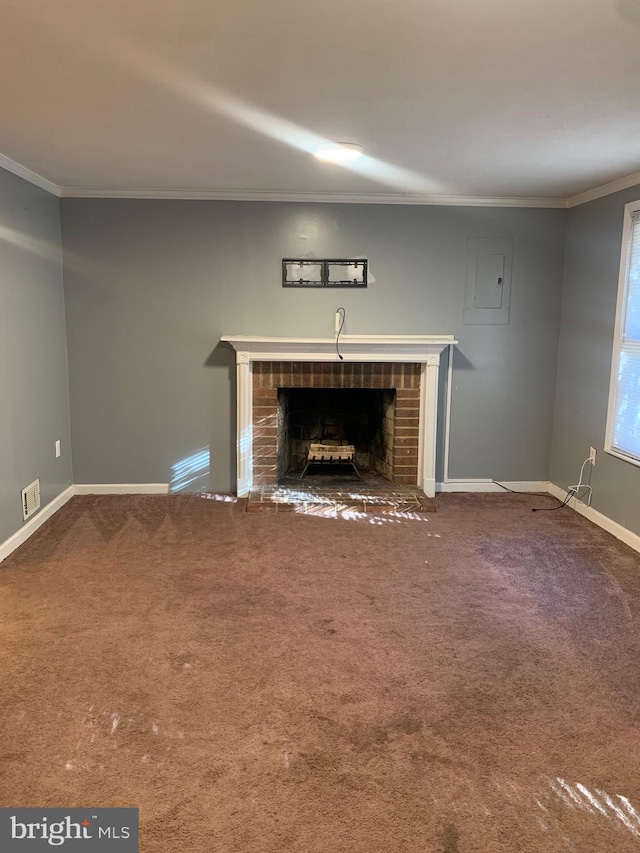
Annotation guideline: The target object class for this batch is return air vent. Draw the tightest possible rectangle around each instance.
[21,478,41,521]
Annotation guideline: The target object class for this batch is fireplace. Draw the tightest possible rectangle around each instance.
[282,387,395,479]
[221,335,456,498]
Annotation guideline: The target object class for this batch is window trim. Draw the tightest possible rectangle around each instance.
[605,198,640,468]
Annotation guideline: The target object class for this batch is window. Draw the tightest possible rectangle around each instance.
[606,200,640,465]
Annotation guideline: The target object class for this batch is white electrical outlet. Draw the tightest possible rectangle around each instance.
[335,311,341,333]
[55,439,61,458]
[589,446,597,465]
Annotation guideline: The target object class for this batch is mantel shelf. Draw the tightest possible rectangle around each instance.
[221,335,457,363]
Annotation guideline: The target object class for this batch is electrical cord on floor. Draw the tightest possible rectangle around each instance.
[335,307,345,360]
[531,488,575,512]
[492,480,547,497]
[492,478,574,512]
[531,455,594,512]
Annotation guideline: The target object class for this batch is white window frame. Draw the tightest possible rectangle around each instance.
[605,198,640,468]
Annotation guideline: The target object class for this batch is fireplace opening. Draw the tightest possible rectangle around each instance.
[278,388,396,481]
[249,360,421,489]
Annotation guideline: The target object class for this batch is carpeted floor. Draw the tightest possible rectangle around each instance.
[2,493,640,852]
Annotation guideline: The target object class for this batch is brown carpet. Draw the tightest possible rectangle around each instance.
[2,493,640,852]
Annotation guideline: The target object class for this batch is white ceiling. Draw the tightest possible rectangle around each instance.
[2,0,640,204]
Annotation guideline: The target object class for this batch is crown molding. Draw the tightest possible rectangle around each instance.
[2,147,640,208]
[58,186,567,207]
[566,169,640,208]
[0,152,61,196]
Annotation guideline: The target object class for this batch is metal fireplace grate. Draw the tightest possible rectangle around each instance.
[300,442,361,479]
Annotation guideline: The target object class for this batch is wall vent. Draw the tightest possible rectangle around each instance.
[21,478,41,521]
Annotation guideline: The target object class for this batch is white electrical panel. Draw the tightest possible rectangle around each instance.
[21,478,41,521]
[464,237,513,325]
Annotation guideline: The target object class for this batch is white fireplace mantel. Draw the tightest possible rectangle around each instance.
[221,335,455,363]
[221,335,457,498]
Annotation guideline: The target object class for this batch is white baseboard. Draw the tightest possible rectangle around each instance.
[7,480,637,569]
[1,482,171,564]
[74,483,170,495]
[437,480,550,493]
[0,485,75,564]
[548,483,640,555]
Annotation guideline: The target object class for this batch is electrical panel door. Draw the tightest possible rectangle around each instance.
[464,237,513,324]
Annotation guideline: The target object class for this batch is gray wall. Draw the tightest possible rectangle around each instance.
[0,169,72,544]
[60,200,567,492]
[550,183,640,536]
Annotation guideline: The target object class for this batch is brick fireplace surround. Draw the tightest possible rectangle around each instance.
[253,362,421,486]
[221,336,456,498]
